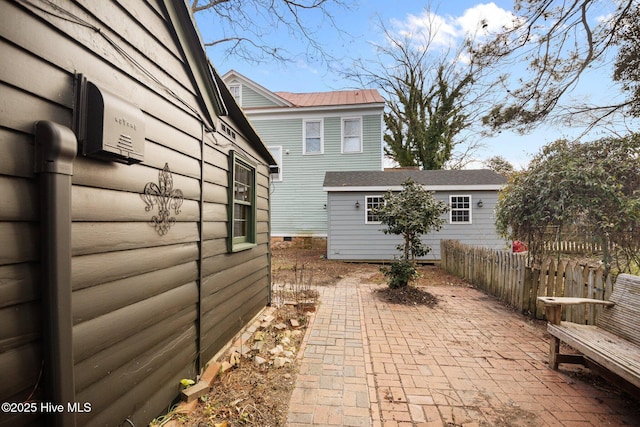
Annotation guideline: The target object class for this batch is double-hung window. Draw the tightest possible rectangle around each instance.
[365,196,385,224]
[229,84,241,105]
[303,119,323,154]
[450,195,471,224]
[229,151,256,251]
[342,117,362,153]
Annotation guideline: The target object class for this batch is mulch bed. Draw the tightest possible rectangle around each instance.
[373,285,439,306]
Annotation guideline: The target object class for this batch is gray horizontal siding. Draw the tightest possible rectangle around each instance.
[327,191,508,261]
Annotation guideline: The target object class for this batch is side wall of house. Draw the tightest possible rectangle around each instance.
[0,1,270,426]
[237,81,281,108]
[326,190,508,261]
[252,113,383,236]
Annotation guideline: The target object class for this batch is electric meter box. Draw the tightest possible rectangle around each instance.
[81,80,145,164]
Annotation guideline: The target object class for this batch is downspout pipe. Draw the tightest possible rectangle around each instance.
[34,121,77,427]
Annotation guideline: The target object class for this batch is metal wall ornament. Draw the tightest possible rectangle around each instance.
[142,163,184,236]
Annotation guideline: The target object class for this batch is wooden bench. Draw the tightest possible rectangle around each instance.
[538,273,640,394]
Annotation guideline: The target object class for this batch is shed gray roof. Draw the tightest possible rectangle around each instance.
[323,169,507,191]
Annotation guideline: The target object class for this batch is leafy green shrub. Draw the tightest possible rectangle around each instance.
[375,178,449,288]
[381,258,418,289]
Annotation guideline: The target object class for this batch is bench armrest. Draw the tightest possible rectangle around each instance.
[537,297,614,325]
[537,297,615,306]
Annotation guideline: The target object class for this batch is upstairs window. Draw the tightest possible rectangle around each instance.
[365,196,385,224]
[342,117,362,153]
[303,119,323,154]
[229,151,256,251]
[450,195,471,224]
[229,84,241,105]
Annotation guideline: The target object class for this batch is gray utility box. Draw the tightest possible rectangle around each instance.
[79,78,145,164]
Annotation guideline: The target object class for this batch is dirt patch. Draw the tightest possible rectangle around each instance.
[151,304,306,427]
[271,247,372,286]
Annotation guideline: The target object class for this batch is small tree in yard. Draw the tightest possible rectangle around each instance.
[375,178,449,288]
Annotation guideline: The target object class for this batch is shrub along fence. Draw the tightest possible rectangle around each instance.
[440,240,613,324]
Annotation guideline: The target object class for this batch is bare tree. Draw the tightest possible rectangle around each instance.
[191,0,350,65]
[345,13,496,170]
[474,0,639,134]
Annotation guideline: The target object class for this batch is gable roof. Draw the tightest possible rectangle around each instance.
[222,70,384,110]
[211,66,276,164]
[163,4,275,165]
[222,70,293,107]
[323,170,507,192]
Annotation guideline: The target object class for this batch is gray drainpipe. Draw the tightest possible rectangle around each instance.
[34,121,77,427]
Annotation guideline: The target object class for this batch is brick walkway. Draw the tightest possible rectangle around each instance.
[287,272,640,426]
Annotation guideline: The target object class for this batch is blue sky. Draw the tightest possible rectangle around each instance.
[194,1,627,169]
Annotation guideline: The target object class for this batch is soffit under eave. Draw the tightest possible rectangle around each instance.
[162,0,227,127]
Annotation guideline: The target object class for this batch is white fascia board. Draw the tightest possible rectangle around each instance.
[323,184,505,192]
[245,103,385,119]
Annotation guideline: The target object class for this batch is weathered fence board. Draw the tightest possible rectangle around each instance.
[441,240,613,324]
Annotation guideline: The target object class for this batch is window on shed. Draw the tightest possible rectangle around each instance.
[229,151,257,252]
[366,196,385,224]
[342,117,362,153]
[303,119,323,154]
[450,195,471,224]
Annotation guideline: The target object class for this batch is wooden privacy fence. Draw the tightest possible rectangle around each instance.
[542,240,608,254]
[440,240,614,324]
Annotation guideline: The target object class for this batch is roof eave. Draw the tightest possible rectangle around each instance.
[323,184,505,192]
[245,102,386,115]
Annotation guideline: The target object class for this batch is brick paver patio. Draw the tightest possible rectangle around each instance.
[287,271,640,426]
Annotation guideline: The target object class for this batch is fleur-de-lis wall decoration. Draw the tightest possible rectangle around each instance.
[142,163,184,236]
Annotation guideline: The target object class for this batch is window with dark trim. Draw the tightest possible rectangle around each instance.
[229,151,257,251]
[450,195,471,223]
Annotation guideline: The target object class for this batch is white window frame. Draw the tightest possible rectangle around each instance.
[365,195,385,224]
[268,146,283,182]
[228,151,257,252]
[449,195,472,224]
[303,119,324,155]
[341,116,363,153]
[228,83,241,106]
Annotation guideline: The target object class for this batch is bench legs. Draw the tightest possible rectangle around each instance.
[549,336,560,370]
[548,336,585,369]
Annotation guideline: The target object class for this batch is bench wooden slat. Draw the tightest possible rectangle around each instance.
[537,297,615,306]
[597,274,640,347]
[548,322,640,389]
[541,273,640,392]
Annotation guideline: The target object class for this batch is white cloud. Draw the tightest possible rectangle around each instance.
[391,2,517,50]
[456,3,517,35]
[391,10,458,48]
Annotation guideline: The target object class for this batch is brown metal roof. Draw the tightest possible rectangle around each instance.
[273,89,384,107]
